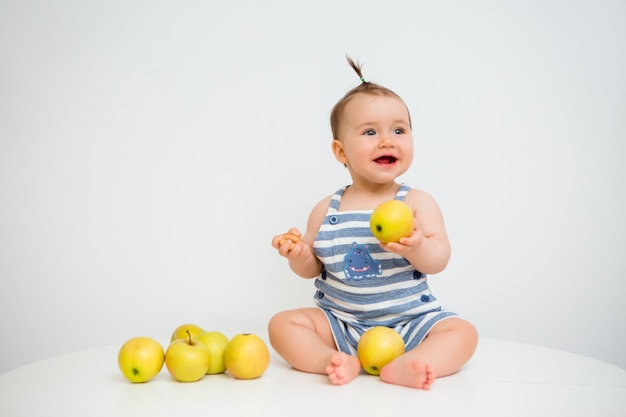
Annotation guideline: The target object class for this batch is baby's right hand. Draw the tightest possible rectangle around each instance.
[272,229,308,258]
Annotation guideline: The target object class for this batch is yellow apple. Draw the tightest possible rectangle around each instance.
[117,336,165,383]
[370,200,414,244]
[357,326,406,376]
[224,333,270,379]
[170,323,205,342]
[196,331,230,374]
[165,331,210,382]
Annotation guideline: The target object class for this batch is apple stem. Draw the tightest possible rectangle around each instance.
[186,329,192,345]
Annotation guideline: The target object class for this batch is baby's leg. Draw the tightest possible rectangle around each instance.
[268,308,361,385]
[380,317,478,389]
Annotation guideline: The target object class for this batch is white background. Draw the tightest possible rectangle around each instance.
[1,0,624,374]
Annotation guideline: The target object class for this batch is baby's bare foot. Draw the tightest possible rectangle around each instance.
[380,358,435,390]
[326,351,361,385]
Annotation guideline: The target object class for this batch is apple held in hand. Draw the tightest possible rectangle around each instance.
[196,331,230,374]
[370,200,414,244]
[165,331,210,382]
[118,336,165,383]
[224,333,270,379]
[170,323,205,342]
[357,326,405,376]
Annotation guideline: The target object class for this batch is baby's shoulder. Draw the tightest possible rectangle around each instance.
[304,194,334,236]
[404,187,438,206]
[310,194,334,216]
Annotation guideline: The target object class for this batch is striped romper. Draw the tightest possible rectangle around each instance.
[313,184,458,355]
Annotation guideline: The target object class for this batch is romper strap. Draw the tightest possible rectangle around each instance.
[394,183,411,201]
[327,186,348,213]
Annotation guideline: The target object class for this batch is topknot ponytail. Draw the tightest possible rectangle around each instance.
[346,55,367,84]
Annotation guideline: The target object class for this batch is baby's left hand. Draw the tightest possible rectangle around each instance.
[380,229,425,256]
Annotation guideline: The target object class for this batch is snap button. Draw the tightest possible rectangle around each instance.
[421,294,430,302]
[413,271,423,279]
[321,269,327,280]
[329,215,339,225]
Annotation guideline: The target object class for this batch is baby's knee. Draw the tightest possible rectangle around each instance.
[267,312,281,333]
[450,318,479,351]
[460,319,479,343]
[268,310,293,339]
[433,317,478,343]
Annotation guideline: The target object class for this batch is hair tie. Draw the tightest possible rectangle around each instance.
[360,76,366,83]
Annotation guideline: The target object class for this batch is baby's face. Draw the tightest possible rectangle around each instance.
[334,93,414,186]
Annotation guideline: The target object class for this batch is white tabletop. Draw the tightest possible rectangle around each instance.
[0,338,624,417]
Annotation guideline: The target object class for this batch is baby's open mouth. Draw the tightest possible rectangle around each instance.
[374,156,397,165]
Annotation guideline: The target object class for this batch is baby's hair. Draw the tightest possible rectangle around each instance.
[347,56,367,84]
[330,55,412,141]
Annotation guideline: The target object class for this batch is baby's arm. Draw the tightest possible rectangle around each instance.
[272,196,330,279]
[381,190,451,275]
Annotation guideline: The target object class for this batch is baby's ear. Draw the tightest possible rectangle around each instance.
[332,139,348,166]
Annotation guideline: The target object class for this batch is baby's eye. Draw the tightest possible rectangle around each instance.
[363,129,376,136]
[393,128,405,135]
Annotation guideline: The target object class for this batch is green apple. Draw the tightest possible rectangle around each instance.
[196,331,230,374]
[224,333,270,379]
[370,200,414,244]
[170,323,205,342]
[165,331,210,382]
[117,336,165,383]
[357,326,405,376]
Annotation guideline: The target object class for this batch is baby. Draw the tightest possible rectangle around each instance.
[269,57,478,389]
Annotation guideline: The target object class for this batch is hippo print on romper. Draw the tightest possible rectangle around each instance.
[343,242,382,280]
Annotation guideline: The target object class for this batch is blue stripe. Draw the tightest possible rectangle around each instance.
[315,276,430,299]
[315,269,420,289]
[317,227,373,241]
[315,295,441,323]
